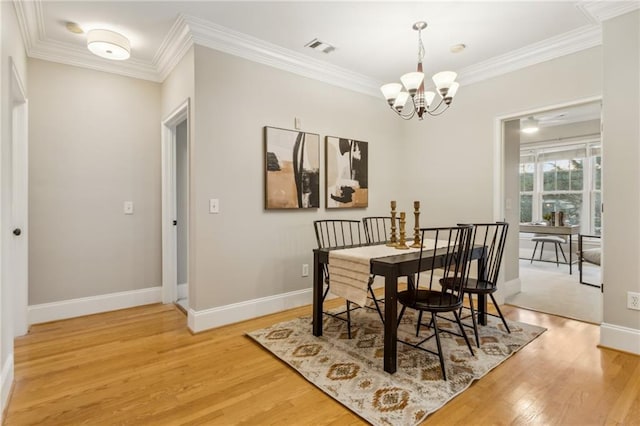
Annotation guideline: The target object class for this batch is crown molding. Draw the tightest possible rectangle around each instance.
[579,0,640,22]
[13,0,38,52]
[12,0,627,95]
[13,0,162,82]
[183,15,381,97]
[154,15,194,82]
[457,25,602,87]
[28,38,160,81]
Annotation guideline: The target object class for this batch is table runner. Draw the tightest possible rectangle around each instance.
[328,239,447,306]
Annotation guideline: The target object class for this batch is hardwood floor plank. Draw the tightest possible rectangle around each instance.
[4,303,639,425]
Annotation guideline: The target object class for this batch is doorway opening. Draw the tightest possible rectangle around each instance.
[161,100,189,312]
[497,98,603,324]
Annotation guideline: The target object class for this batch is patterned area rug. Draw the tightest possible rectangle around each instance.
[247,306,545,425]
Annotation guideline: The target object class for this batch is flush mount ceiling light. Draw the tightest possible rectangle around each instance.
[380,21,460,120]
[521,116,540,134]
[87,29,130,61]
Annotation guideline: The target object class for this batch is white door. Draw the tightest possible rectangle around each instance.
[7,60,28,336]
[161,100,189,304]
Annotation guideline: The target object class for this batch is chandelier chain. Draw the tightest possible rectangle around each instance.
[417,29,425,64]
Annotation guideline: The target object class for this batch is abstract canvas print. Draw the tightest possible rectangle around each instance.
[326,136,368,208]
[264,127,320,209]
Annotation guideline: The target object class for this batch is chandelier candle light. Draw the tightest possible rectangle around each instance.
[380,21,459,120]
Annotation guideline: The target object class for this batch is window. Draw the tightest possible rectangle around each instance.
[520,142,601,235]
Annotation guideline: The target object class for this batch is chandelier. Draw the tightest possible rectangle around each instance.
[380,21,459,120]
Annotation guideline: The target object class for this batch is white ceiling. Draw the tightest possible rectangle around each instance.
[14,1,640,93]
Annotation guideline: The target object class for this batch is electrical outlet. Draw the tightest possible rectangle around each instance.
[628,291,640,310]
[302,264,309,277]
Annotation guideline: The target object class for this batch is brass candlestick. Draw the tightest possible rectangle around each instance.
[387,200,398,247]
[410,201,421,248]
[396,212,409,250]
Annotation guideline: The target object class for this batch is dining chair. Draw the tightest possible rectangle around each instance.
[439,222,510,348]
[362,216,394,244]
[360,216,396,322]
[313,219,370,338]
[396,225,475,381]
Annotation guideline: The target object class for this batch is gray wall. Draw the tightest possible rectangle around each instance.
[602,10,640,332]
[28,59,162,304]
[190,45,401,310]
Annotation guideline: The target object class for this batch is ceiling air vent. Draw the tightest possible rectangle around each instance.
[305,38,335,54]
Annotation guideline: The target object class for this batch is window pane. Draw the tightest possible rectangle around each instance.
[542,193,583,225]
[570,159,583,190]
[520,194,532,223]
[593,191,602,235]
[557,169,570,190]
[519,163,534,191]
[594,156,601,190]
[543,162,556,191]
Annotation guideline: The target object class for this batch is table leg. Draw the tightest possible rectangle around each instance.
[312,251,323,337]
[383,270,398,374]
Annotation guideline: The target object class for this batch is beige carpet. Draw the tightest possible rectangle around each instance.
[248,306,545,425]
[507,256,602,324]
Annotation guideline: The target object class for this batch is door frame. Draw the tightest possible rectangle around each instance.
[9,58,28,336]
[161,99,189,304]
[492,95,603,297]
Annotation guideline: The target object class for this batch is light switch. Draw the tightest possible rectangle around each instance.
[124,201,134,215]
[209,198,219,214]
[505,198,512,210]
[294,117,301,130]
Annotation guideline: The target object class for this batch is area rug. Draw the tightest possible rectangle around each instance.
[247,306,546,425]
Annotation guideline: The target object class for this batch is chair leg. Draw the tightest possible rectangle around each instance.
[468,293,480,348]
[397,305,406,329]
[368,285,384,324]
[554,242,560,267]
[454,309,475,356]
[489,293,511,333]
[431,312,447,381]
[416,311,423,336]
[322,282,330,302]
[530,242,539,264]
[346,301,352,339]
[558,243,568,263]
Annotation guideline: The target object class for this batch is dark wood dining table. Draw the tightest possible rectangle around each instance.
[312,244,487,374]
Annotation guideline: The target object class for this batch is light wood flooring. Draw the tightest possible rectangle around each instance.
[4,301,639,425]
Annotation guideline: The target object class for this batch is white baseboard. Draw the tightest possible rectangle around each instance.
[188,288,315,333]
[1,355,14,421]
[600,323,640,355]
[28,287,162,325]
[177,283,188,300]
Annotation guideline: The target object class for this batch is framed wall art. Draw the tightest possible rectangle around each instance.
[325,136,368,208]
[264,126,320,209]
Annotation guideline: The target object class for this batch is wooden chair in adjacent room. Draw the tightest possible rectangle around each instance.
[396,225,476,381]
[439,222,510,348]
[313,219,369,338]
